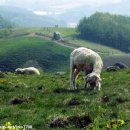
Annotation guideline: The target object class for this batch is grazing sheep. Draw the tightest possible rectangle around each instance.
[106,66,120,72]
[15,67,40,75]
[113,62,128,69]
[70,47,103,91]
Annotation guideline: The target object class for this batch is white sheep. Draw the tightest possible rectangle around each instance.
[70,47,103,91]
[15,67,40,75]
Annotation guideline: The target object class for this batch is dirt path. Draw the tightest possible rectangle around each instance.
[9,32,124,55]
[29,32,79,49]
[30,33,116,55]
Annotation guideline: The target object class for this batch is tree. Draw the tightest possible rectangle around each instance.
[77,12,130,52]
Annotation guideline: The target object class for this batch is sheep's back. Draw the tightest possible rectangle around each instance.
[71,47,103,72]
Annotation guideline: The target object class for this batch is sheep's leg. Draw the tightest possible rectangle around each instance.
[70,67,79,90]
[70,61,75,89]
[85,83,90,89]
[97,82,101,91]
[73,69,80,90]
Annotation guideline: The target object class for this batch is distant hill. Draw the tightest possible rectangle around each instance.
[0,15,13,29]
[1,0,130,26]
[0,15,14,38]
[53,2,130,25]
[0,6,67,27]
[53,5,95,26]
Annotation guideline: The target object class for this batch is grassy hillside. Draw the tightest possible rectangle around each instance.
[0,69,130,129]
[9,27,125,55]
[0,36,72,71]
[0,27,129,71]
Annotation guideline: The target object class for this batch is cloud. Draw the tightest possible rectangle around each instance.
[0,0,124,11]
[0,0,6,5]
[34,11,48,15]
[44,0,124,11]
[85,0,123,6]
[47,0,123,6]
[50,3,84,11]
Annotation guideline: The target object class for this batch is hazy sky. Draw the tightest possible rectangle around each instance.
[0,0,126,11]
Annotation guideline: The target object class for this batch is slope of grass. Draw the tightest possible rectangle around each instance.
[0,69,130,130]
[0,36,72,71]
[9,27,124,55]
[0,27,128,72]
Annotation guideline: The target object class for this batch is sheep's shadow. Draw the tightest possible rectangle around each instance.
[53,88,79,93]
[53,87,97,95]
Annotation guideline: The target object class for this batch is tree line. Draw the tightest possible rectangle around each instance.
[77,12,130,52]
[0,15,13,38]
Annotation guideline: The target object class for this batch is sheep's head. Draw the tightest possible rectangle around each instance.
[15,68,24,74]
[84,73,101,90]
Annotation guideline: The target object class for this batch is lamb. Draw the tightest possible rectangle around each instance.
[70,47,103,91]
[15,67,40,75]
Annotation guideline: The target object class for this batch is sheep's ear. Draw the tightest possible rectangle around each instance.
[84,76,91,82]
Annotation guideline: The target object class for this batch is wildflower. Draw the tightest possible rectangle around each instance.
[117,119,125,125]
[106,119,125,129]
[3,122,26,130]
[5,122,11,126]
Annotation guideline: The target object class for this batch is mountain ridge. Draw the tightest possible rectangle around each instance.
[0,6,67,27]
